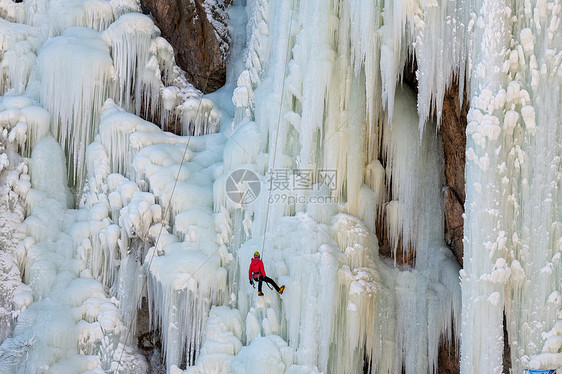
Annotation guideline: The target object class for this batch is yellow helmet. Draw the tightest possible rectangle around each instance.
[253,251,260,258]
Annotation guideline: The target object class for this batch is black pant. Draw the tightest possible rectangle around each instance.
[255,276,280,292]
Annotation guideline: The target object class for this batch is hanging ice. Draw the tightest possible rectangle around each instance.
[462,0,562,372]
[0,0,560,373]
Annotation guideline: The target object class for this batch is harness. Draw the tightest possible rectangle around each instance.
[252,272,261,280]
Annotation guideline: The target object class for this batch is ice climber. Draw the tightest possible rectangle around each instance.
[249,251,285,296]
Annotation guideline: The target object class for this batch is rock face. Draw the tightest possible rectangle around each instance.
[401,61,466,374]
[140,0,231,93]
[440,79,468,267]
[137,298,165,373]
[435,81,468,372]
[377,215,417,266]
[438,339,461,374]
[402,58,468,267]
[380,62,468,269]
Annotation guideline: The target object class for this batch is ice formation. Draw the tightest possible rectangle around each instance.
[0,0,559,373]
[0,0,221,192]
[462,0,562,372]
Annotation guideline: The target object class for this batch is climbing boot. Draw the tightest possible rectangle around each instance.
[278,286,285,295]
[258,291,264,296]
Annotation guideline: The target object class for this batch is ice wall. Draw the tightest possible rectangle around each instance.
[229,0,559,371]
[462,0,562,372]
[0,0,224,372]
[34,26,115,187]
[79,100,232,371]
[0,0,220,193]
[213,0,463,372]
[0,97,32,344]
[0,0,558,372]
[0,136,145,373]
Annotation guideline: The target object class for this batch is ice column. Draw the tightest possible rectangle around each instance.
[103,13,156,116]
[0,19,40,96]
[34,26,115,189]
[462,0,562,372]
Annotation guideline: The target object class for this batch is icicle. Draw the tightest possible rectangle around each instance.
[180,306,243,372]
[463,0,562,371]
[97,100,160,176]
[178,97,221,136]
[382,86,445,263]
[34,26,115,190]
[0,18,40,96]
[147,247,228,369]
[103,13,155,114]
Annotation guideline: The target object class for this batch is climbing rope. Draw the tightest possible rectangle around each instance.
[259,0,296,260]
[115,70,212,370]
[116,0,418,368]
[170,0,298,293]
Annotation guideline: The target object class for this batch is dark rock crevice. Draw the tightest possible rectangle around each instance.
[376,58,467,374]
[378,57,468,270]
[368,57,466,373]
[440,76,469,267]
[503,312,512,374]
[437,327,461,374]
[402,55,468,268]
[137,297,166,373]
[140,0,231,93]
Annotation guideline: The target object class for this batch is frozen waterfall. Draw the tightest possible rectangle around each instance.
[0,0,560,373]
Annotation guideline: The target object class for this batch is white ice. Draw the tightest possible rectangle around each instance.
[0,0,560,373]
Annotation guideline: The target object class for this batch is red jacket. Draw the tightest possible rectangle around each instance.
[249,258,266,280]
